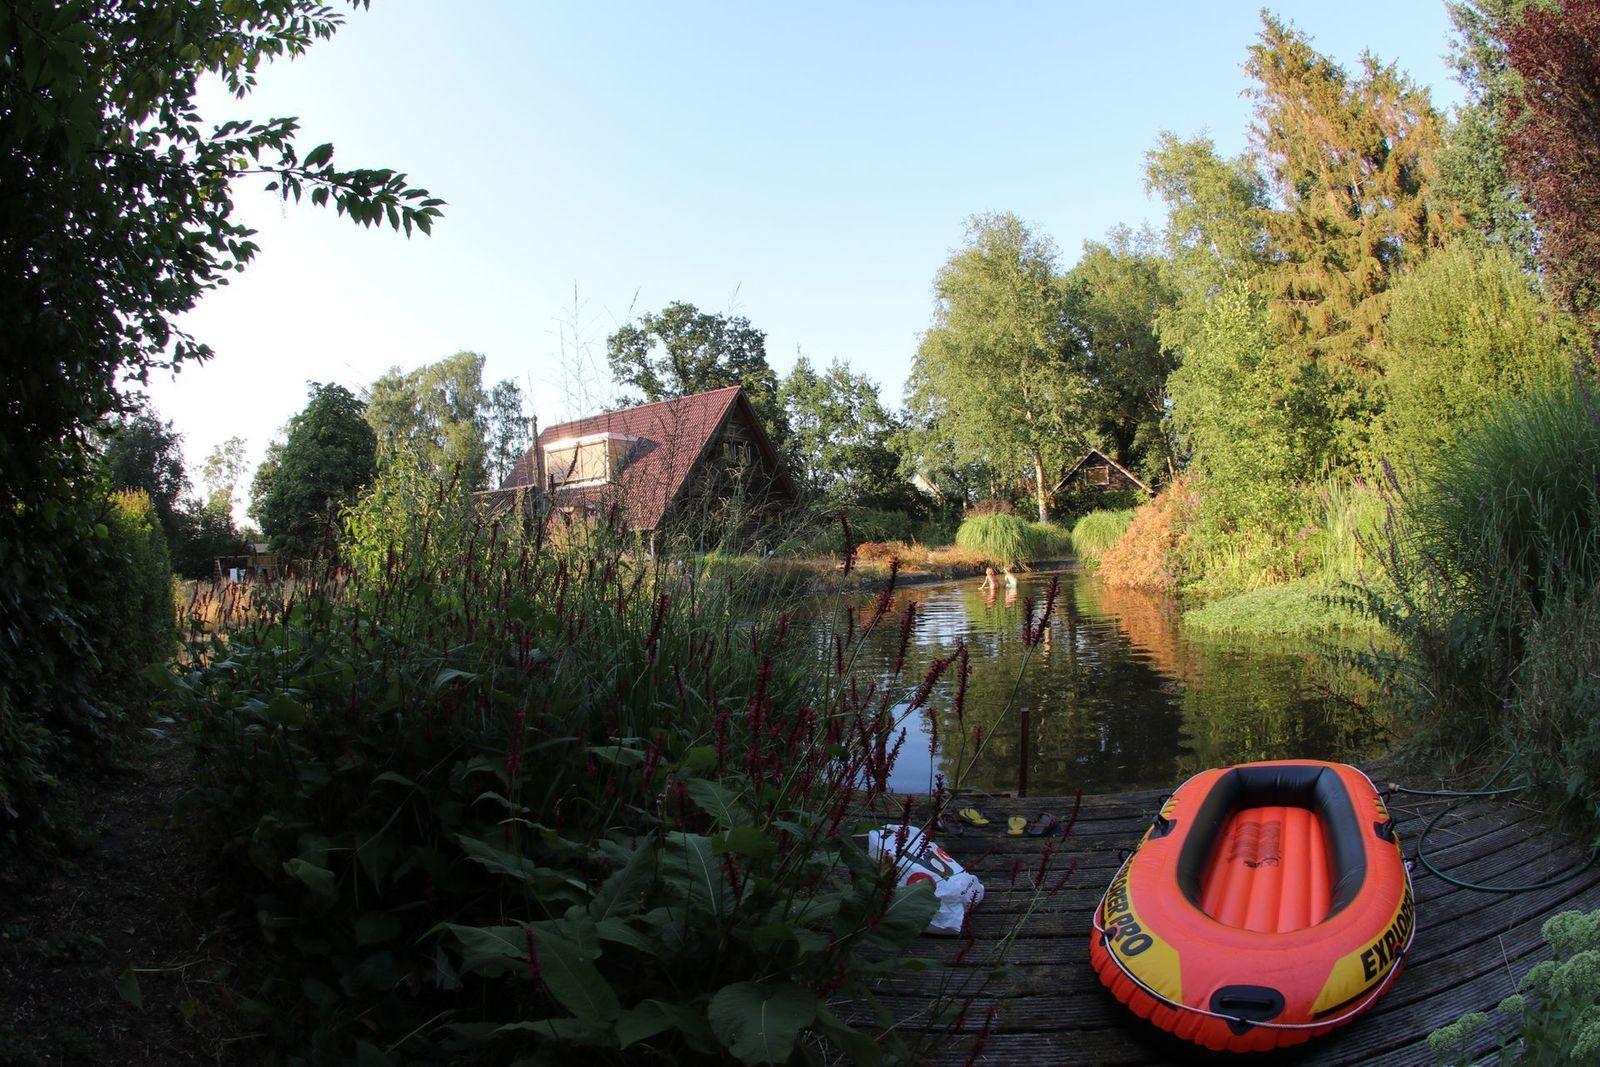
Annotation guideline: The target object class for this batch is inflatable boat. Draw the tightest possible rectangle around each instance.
[1090,760,1413,1052]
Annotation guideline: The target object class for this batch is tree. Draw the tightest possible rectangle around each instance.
[485,379,531,488]
[366,352,502,491]
[1380,239,1572,461]
[1501,0,1600,343]
[1436,0,1537,264]
[200,436,248,517]
[1247,14,1454,372]
[1064,229,1179,481]
[907,213,1086,522]
[255,384,377,558]
[101,405,189,544]
[606,302,790,446]
[780,357,917,511]
[1166,283,1335,577]
[0,1,438,838]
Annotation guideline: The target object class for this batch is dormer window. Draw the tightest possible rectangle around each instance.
[544,432,637,488]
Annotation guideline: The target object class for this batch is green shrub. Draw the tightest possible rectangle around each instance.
[1429,908,1600,1065]
[954,513,1032,566]
[0,486,174,849]
[93,490,176,691]
[1024,521,1073,560]
[1071,509,1136,568]
[1381,239,1572,465]
[163,508,965,1063]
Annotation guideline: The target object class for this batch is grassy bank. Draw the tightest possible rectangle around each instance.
[1181,577,1378,638]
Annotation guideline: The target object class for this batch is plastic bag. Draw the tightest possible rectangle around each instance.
[866,824,985,935]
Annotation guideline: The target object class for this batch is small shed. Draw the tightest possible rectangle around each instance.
[1057,448,1153,495]
[213,542,280,581]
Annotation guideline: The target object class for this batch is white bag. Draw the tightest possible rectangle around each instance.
[866,824,985,935]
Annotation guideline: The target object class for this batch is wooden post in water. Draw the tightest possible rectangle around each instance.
[1018,704,1030,799]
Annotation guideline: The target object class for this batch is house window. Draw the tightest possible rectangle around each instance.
[544,433,636,488]
[1088,465,1110,486]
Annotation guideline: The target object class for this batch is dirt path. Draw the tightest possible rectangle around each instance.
[0,737,256,1065]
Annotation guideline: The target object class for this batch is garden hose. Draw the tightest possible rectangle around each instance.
[1386,754,1599,894]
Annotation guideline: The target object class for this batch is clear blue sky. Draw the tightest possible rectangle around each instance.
[151,0,1465,506]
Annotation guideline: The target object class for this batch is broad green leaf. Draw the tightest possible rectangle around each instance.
[594,917,655,955]
[616,997,709,1048]
[264,692,307,726]
[812,1003,882,1064]
[715,825,775,860]
[587,744,645,767]
[661,832,722,914]
[708,981,817,1065]
[456,834,585,893]
[537,928,620,1024]
[684,778,749,827]
[447,924,526,978]
[589,838,656,921]
[116,967,142,1009]
[283,857,336,901]
[678,746,718,773]
[862,882,938,949]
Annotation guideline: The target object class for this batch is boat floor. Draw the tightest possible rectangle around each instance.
[846,782,1599,1066]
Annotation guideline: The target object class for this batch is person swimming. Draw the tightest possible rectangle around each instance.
[980,566,997,592]
[1002,565,1018,588]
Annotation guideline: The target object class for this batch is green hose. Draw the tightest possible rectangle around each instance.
[1388,755,1598,893]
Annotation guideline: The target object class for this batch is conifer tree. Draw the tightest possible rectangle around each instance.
[1246,14,1455,373]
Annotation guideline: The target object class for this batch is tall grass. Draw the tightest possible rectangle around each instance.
[1070,508,1136,569]
[954,513,1071,565]
[1361,375,1600,840]
[954,513,1032,566]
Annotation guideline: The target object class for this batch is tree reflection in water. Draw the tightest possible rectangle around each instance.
[824,569,1390,795]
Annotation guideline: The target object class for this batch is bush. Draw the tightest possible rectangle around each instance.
[94,490,176,692]
[954,513,1032,566]
[0,487,174,849]
[1099,481,1193,593]
[1071,509,1136,568]
[163,506,969,1062]
[1381,239,1572,465]
[1024,521,1073,560]
[1428,908,1600,1065]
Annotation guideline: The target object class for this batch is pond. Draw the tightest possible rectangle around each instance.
[826,568,1391,797]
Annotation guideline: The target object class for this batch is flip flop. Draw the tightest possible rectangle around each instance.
[935,813,966,836]
[957,807,990,827]
[1025,813,1061,837]
[1006,816,1027,837]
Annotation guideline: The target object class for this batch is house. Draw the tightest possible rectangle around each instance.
[213,542,280,581]
[488,385,797,544]
[1057,447,1153,496]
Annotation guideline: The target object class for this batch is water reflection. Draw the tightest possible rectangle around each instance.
[825,570,1389,796]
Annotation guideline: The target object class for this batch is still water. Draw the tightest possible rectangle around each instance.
[830,569,1389,797]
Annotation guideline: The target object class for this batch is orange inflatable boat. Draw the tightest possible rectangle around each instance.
[1090,760,1413,1052]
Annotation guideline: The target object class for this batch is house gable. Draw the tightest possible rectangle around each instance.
[490,386,796,532]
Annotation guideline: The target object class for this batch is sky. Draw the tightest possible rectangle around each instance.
[148,0,1466,509]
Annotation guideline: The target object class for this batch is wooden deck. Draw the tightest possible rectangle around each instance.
[855,785,1600,1066]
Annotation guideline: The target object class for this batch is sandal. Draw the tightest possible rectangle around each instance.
[1025,813,1061,837]
[957,807,990,828]
[935,813,966,836]
[1006,816,1027,837]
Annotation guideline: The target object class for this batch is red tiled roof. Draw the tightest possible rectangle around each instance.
[499,385,792,531]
